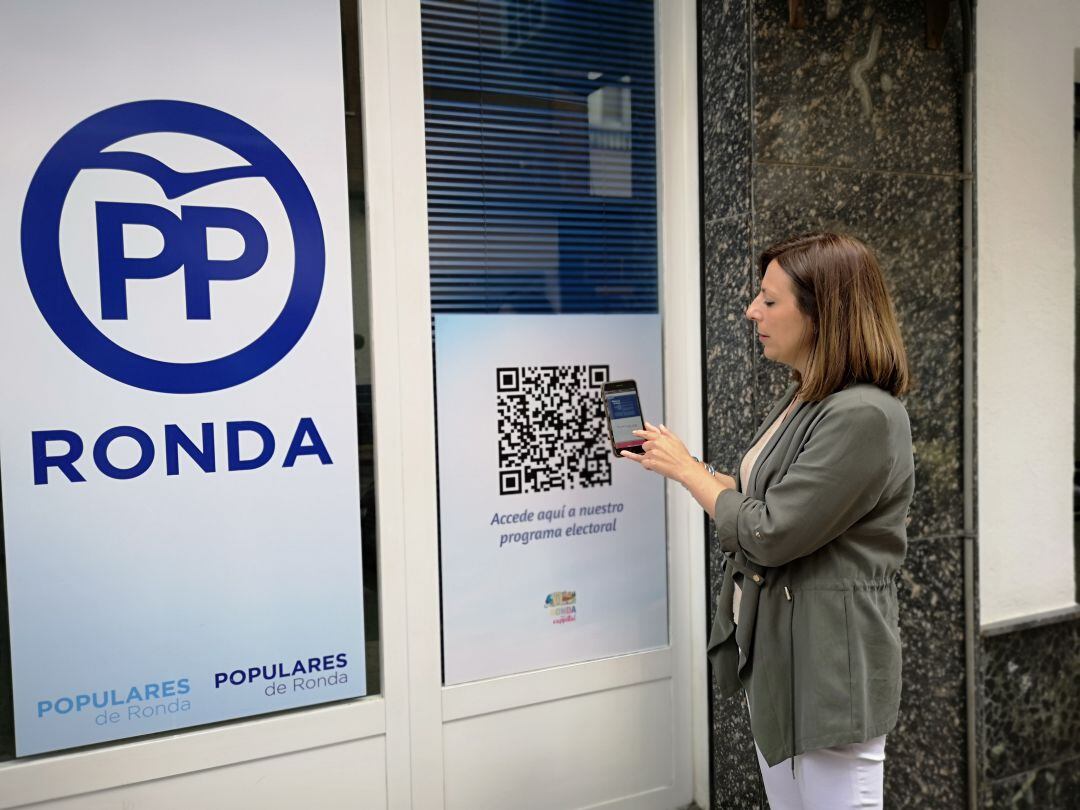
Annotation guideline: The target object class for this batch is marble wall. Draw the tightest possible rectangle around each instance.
[980,617,1080,807]
[700,0,969,806]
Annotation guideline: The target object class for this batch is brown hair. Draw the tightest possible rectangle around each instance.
[759,232,911,401]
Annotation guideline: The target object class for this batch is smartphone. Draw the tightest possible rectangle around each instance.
[601,379,646,457]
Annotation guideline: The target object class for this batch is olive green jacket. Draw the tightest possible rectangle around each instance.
[707,381,915,767]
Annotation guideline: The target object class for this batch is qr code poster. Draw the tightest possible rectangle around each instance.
[434,314,668,685]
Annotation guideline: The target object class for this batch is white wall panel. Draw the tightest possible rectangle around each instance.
[976,1,1080,624]
[17,737,386,810]
[443,680,674,810]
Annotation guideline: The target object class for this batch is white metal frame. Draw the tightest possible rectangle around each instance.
[359,0,444,806]
[0,2,704,807]
[358,0,430,805]
[373,0,706,808]
[656,2,708,804]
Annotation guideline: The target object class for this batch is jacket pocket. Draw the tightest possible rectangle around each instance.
[792,588,855,741]
[847,585,903,736]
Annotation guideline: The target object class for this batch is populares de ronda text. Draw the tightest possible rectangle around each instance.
[491,501,623,548]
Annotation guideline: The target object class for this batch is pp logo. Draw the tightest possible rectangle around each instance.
[20,100,324,394]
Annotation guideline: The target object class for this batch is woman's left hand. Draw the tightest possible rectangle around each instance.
[620,422,697,485]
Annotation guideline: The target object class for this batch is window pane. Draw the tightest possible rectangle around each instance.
[343,0,382,695]
[0,0,377,758]
[422,0,667,686]
[422,0,658,314]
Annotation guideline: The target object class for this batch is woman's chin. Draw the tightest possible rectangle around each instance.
[761,347,787,366]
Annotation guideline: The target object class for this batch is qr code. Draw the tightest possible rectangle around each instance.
[496,365,612,495]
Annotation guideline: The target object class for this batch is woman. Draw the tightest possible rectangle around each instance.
[622,232,914,809]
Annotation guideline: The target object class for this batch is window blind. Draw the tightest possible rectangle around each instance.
[420,0,659,314]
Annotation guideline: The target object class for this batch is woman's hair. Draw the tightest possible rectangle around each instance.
[759,231,911,401]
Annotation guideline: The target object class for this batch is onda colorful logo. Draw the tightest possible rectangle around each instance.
[545,591,577,625]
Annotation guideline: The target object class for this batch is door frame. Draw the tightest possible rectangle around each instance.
[361,1,707,807]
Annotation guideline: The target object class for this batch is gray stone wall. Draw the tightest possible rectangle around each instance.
[699,1,969,806]
[980,618,1080,807]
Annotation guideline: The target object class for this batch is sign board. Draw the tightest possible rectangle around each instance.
[435,314,668,684]
[0,0,366,755]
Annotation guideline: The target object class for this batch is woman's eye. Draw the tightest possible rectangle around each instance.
[764,301,774,307]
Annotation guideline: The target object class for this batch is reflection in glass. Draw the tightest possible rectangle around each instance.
[341,0,380,696]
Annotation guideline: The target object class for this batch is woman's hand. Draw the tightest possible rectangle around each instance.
[620,423,736,518]
[619,422,697,485]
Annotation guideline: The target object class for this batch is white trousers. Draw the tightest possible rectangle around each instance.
[744,692,885,809]
[754,734,886,810]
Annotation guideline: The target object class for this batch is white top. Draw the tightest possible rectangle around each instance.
[732,395,799,620]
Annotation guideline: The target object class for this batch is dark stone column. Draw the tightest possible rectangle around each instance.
[700,1,968,806]
[700,0,759,801]
[980,618,1080,807]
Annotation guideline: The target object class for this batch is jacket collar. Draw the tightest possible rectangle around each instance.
[738,384,807,498]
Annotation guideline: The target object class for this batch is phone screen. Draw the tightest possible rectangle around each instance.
[603,384,645,453]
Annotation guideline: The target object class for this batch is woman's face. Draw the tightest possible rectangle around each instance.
[745,259,815,374]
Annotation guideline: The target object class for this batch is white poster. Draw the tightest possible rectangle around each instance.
[0,0,366,755]
[435,314,668,685]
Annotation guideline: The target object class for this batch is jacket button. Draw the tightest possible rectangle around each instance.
[752,575,762,584]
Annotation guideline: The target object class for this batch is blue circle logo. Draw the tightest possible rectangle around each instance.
[21,100,325,394]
